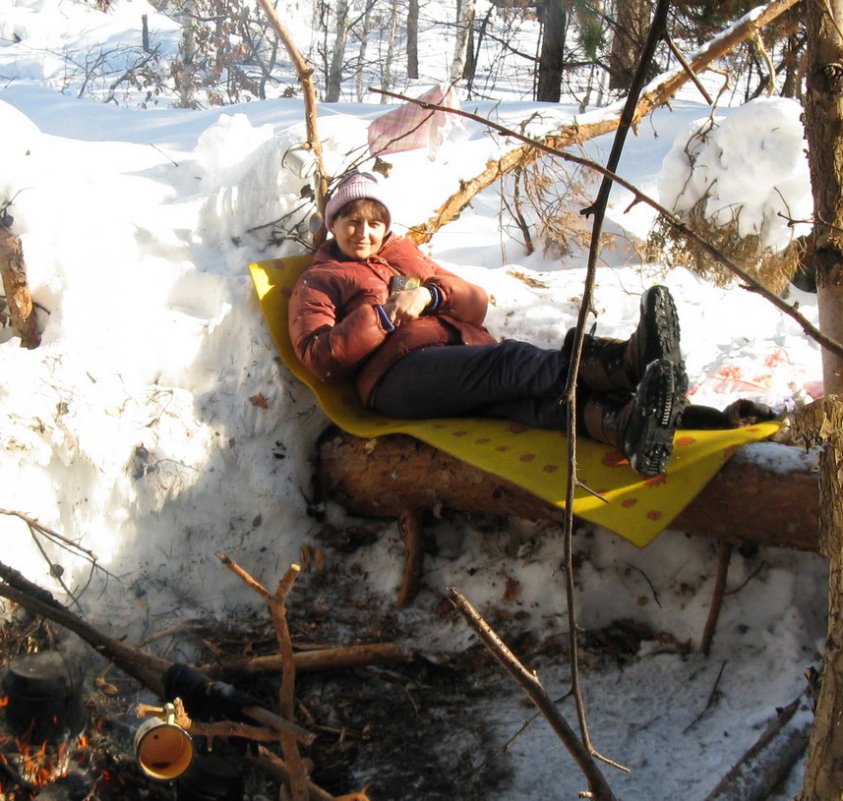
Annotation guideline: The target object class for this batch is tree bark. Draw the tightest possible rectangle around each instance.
[380,0,401,99]
[609,0,649,91]
[325,0,349,102]
[199,643,411,677]
[800,1,843,793]
[316,429,820,552]
[805,0,843,394]
[779,21,805,100]
[0,225,40,349]
[406,0,419,79]
[397,510,424,608]
[355,1,373,102]
[176,0,197,109]
[450,0,476,84]
[536,0,567,102]
[795,397,843,801]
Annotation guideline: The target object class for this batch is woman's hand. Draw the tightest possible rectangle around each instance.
[382,286,433,327]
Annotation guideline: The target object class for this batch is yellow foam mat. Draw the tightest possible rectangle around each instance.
[250,257,780,547]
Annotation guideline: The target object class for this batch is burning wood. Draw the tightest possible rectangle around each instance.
[0,559,393,800]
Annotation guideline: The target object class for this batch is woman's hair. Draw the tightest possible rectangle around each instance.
[332,197,390,227]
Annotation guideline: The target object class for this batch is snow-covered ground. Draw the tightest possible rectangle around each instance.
[0,1,827,798]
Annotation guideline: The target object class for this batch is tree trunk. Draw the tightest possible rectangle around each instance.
[805,0,843,394]
[465,5,493,99]
[450,0,476,84]
[797,397,843,801]
[463,12,477,83]
[609,0,649,91]
[779,16,806,101]
[0,224,40,349]
[407,0,419,79]
[177,0,197,109]
[800,8,843,794]
[355,1,373,102]
[536,0,567,102]
[380,0,401,99]
[325,0,349,102]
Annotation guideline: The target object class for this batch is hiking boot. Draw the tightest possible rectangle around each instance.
[582,359,688,476]
[566,286,687,394]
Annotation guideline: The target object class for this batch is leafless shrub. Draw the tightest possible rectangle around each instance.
[501,155,615,258]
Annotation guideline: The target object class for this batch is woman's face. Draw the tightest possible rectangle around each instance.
[332,202,388,260]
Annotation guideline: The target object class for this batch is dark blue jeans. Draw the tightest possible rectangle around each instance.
[371,340,570,430]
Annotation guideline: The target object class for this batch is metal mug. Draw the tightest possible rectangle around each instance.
[281,144,317,179]
[134,703,195,781]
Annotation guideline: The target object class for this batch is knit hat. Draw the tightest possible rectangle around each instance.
[325,171,392,231]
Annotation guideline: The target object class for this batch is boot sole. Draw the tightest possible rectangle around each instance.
[624,359,688,476]
[640,286,688,395]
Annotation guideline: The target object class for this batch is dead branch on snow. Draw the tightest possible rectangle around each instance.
[448,587,622,801]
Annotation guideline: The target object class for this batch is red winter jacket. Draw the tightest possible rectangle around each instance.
[288,235,497,407]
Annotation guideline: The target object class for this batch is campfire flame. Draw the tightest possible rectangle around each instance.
[0,708,89,794]
[6,732,83,785]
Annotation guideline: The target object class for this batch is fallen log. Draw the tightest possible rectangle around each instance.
[702,695,812,801]
[316,429,820,552]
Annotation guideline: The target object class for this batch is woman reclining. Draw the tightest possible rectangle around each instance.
[289,171,770,477]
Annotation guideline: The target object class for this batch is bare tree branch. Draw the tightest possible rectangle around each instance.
[253,0,328,243]
[558,0,671,763]
[448,587,622,801]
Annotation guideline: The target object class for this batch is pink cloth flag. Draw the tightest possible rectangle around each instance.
[367,84,462,157]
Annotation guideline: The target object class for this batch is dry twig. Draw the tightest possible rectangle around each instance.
[0,508,112,608]
[217,554,310,801]
[701,542,733,656]
[252,0,328,241]
[448,587,622,801]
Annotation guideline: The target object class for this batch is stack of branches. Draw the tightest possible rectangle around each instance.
[645,110,807,294]
[0,542,411,801]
